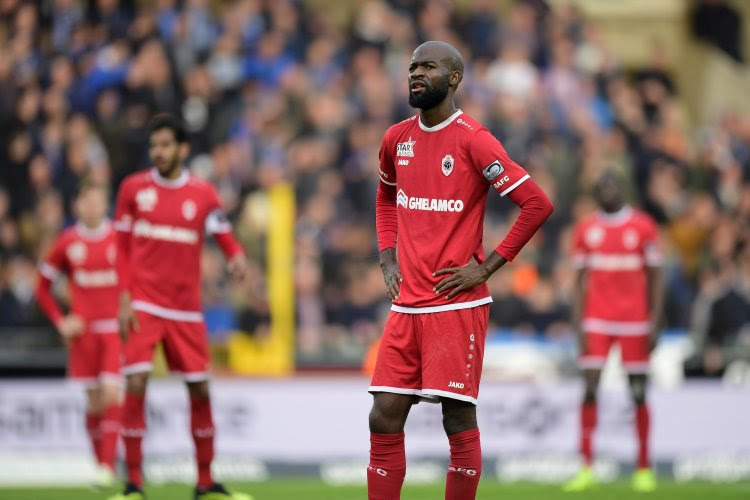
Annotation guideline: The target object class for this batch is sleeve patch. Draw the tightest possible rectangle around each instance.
[482,160,505,181]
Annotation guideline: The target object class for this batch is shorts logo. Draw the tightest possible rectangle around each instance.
[396,137,415,157]
[441,154,454,176]
[182,199,197,221]
[136,187,158,212]
[482,160,504,181]
[448,381,465,389]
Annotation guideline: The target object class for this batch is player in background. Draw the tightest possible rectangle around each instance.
[35,181,121,487]
[110,114,251,500]
[369,41,553,500]
[563,171,664,492]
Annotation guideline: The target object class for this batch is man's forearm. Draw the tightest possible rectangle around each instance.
[379,247,398,267]
[479,251,508,279]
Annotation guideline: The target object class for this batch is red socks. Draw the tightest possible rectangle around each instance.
[445,429,482,500]
[190,395,215,489]
[581,402,597,466]
[636,403,650,469]
[85,412,102,464]
[368,432,406,500]
[122,392,146,487]
[99,405,121,469]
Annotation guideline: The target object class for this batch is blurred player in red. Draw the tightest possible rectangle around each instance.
[564,171,664,492]
[110,114,251,500]
[369,41,553,500]
[36,181,121,487]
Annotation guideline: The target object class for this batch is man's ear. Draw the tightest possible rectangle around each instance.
[450,71,462,87]
[180,142,190,159]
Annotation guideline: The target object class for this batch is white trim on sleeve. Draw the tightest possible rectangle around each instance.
[132,300,204,322]
[380,176,397,186]
[39,262,61,280]
[391,296,492,314]
[571,254,586,269]
[114,220,132,232]
[420,389,478,405]
[499,174,530,197]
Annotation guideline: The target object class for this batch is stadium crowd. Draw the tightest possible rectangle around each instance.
[0,0,748,374]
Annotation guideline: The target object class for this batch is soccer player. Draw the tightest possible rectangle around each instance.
[564,171,663,492]
[369,41,554,500]
[35,181,121,487]
[110,114,251,500]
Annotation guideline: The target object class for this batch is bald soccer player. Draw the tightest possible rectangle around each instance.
[368,41,554,500]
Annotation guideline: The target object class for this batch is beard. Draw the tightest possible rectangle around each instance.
[408,75,451,109]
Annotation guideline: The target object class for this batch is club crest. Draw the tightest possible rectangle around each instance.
[441,154,454,176]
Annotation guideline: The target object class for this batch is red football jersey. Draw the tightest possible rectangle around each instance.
[114,168,234,321]
[379,110,530,312]
[571,206,661,334]
[40,222,119,329]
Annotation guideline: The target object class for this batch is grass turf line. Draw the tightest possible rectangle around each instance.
[0,480,748,499]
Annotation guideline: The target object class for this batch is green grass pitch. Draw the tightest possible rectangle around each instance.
[1,480,749,500]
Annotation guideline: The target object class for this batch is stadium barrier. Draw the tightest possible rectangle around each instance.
[0,378,748,485]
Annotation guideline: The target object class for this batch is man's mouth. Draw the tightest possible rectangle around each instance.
[410,81,426,94]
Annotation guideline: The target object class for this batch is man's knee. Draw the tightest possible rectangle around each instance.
[86,388,102,414]
[629,375,647,404]
[582,369,600,404]
[126,372,149,395]
[100,382,121,408]
[441,398,477,435]
[187,380,210,400]
[369,393,413,434]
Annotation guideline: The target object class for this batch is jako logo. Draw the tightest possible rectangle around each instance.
[448,381,465,389]
[396,189,464,212]
[448,466,478,477]
[368,466,388,476]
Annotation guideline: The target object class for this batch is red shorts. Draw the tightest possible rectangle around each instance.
[122,311,211,381]
[69,328,121,387]
[369,305,489,405]
[580,332,650,373]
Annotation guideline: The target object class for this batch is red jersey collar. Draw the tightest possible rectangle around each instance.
[418,109,463,132]
[596,205,633,226]
[75,220,111,241]
[151,168,189,188]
